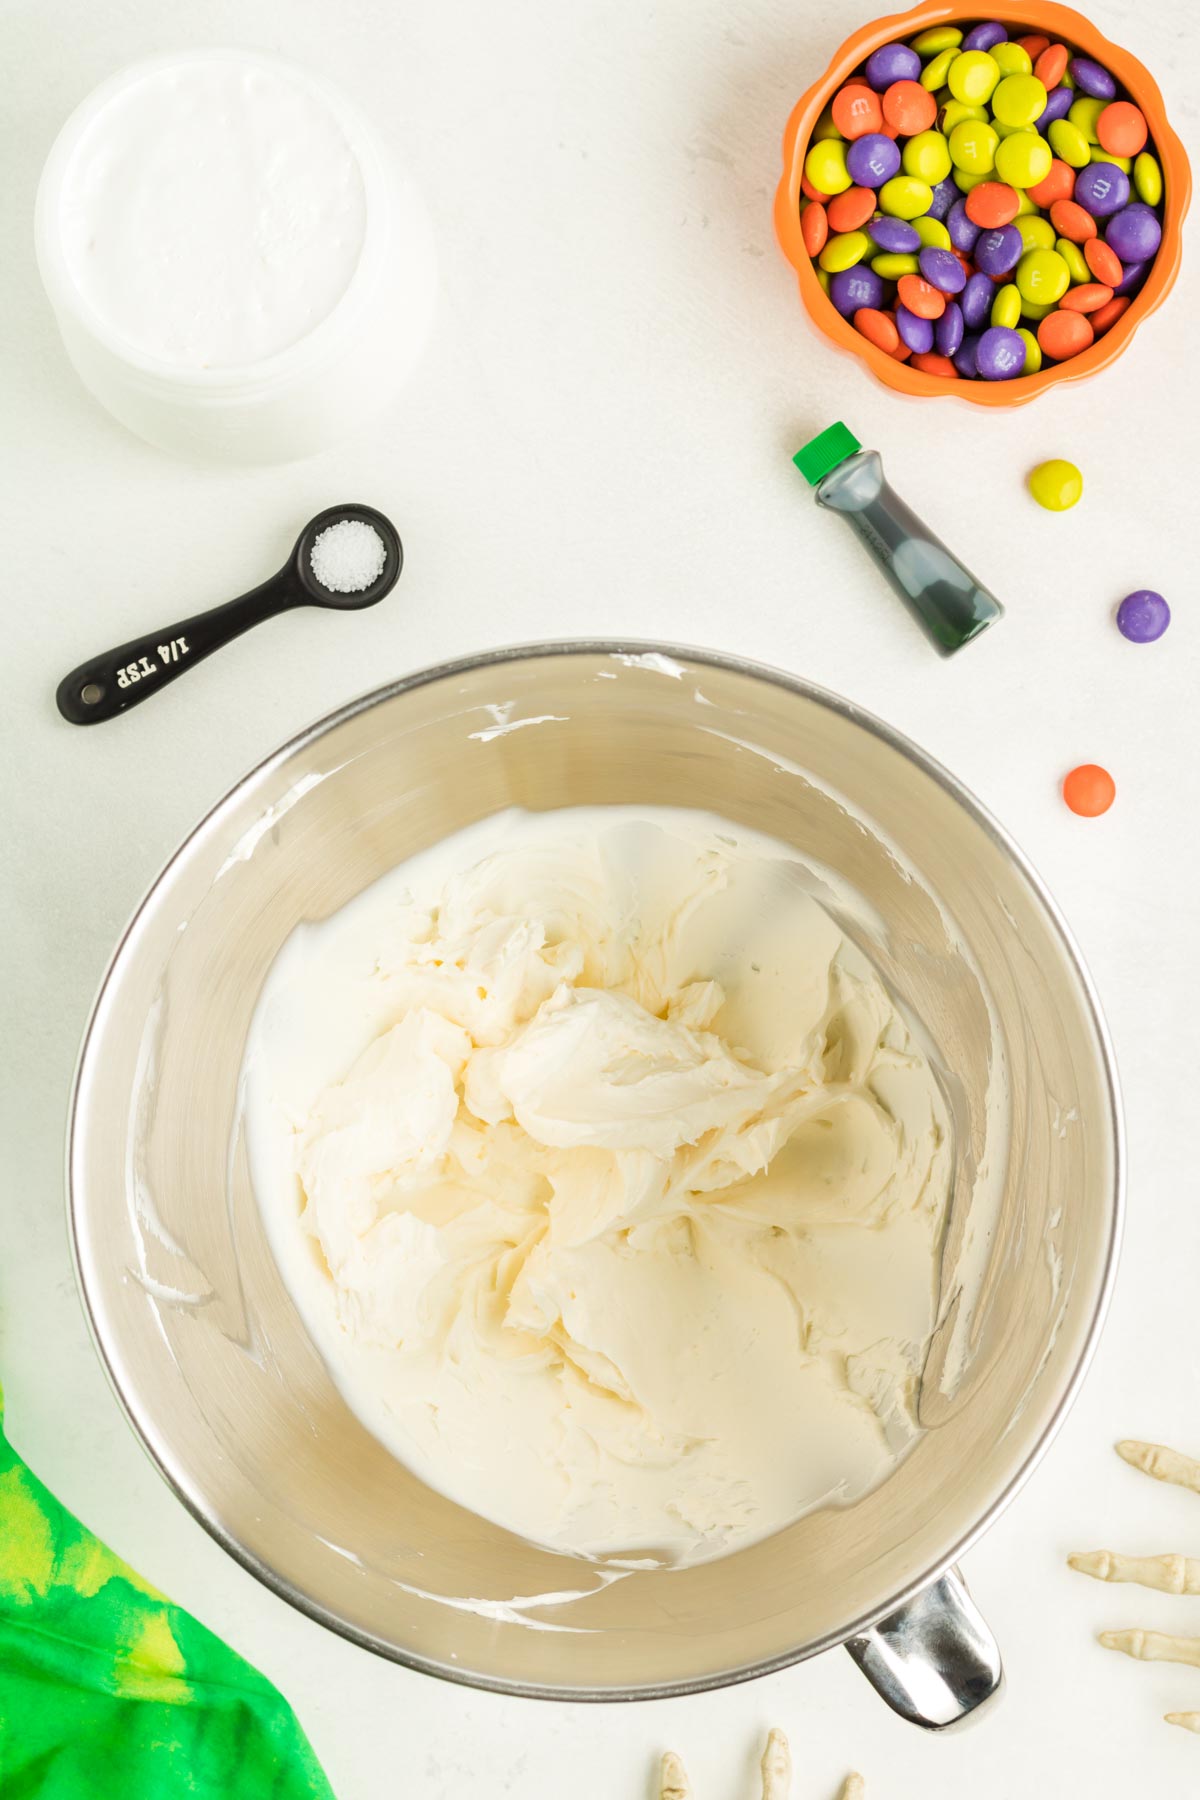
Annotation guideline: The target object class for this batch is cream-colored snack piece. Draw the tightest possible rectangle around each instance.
[1100,1628,1200,1669]
[244,807,952,1565]
[839,1779,867,1800]
[760,1730,792,1800]
[1117,1440,1200,1496]
[1166,1713,1200,1735]
[660,1752,694,1799]
[1069,1550,1200,1594]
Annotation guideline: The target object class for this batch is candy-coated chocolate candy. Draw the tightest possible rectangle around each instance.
[925,174,961,220]
[867,214,921,252]
[1113,256,1148,294]
[994,131,1053,188]
[895,303,936,351]
[952,330,982,375]
[801,201,829,255]
[991,73,1047,127]
[1105,202,1162,262]
[966,180,1020,227]
[953,168,991,194]
[819,229,871,272]
[853,306,901,352]
[805,139,853,194]
[827,186,877,231]
[918,244,967,292]
[1016,245,1071,302]
[1097,100,1148,156]
[1050,198,1098,241]
[1027,157,1076,207]
[883,79,938,134]
[991,43,1033,77]
[1037,307,1094,358]
[1059,281,1113,312]
[828,263,886,314]
[960,269,995,328]
[816,267,831,294]
[1116,590,1169,642]
[1084,236,1123,284]
[864,41,922,91]
[1068,96,1107,143]
[1016,34,1051,60]
[1018,213,1057,251]
[1034,43,1070,89]
[870,250,921,278]
[934,298,965,354]
[1015,325,1042,371]
[1037,86,1075,130]
[1020,296,1055,321]
[912,25,962,55]
[878,174,934,217]
[961,21,1007,52]
[1063,765,1115,817]
[941,99,988,134]
[991,282,1021,328]
[897,273,946,318]
[948,49,1002,105]
[812,103,842,142]
[1068,56,1116,100]
[903,128,953,184]
[910,351,959,374]
[948,118,999,172]
[973,222,1023,275]
[921,47,961,91]
[832,83,884,139]
[1055,236,1091,285]
[912,214,953,249]
[846,132,902,187]
[1028,458,1083,509]
[1048,118,1091,167]
[1073,160,1130,217]
[1133,151,1163,206]
[976,323,1025,377]
[1091,293,1131,333]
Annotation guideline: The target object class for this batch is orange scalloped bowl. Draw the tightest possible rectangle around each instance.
[774,0,1190,404]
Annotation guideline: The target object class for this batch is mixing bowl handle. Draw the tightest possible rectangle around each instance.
[845,1567,1003,1729]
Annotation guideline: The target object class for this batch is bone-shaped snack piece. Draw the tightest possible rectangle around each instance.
[657,1732,860,1796]
[760,1730,792,1800]
[1069,1550,1200,1594]
[1100,1628,1200,1669]
[1117,1440,1200,1495]
[660,1752,694,1800]
[1166,1713,1200,1735]
[839,1778,867,1799]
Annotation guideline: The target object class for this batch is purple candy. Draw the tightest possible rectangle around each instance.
[829,264,885,317]
[976,324,1025,380]
[961,20,1007,50]
[919,245,967,294]
[948,198,981,253]
[935,299,965,357]
[896,305,935,354]
[953,331,982,378]
[1074,162,1131,218]
[1116,590,1170,643]
[863,41,922,91]
[974,223,1023,276]
[961,270,995,329]
[867,215,920,253]
[1069,56,1117,100]
[1114,256,1147,295]
[1037,86,1074,130]
[926,174,959,222]
[1106,203,1162,263]
[846,131,902,188]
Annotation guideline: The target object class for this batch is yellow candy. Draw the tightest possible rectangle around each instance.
[940,99,988,133]
[1135,150,1163,205]
[994,118,1036,138]
[948,119,998,173]
[819,230,870,273]
[1017,213,1056,251]
[816,267,831,296]
[1056,236,1090,285]
[991,283,1021,329]
[1048,118,1091,168]
[903,129,952,184]
[870,251,920,279]
[805,138,851,195]
[1020,296,1055,321]
[812,103,842,142]
[947,49,1001,105]
[1028,459,1083,510]
[1016,327,1043,374]
[1092,147,1132,173]
[1069,96,1106,143]
[992,74,1048,128]
[912,25,962,54]
[1014,189,1038,216]
[991,42,1033,77]
[911,214,952,249]
[921,48,960,91]
[994,130,1052,188]
[878,175,933,219]
[953,168,989,192]
[1016,246,1070,304]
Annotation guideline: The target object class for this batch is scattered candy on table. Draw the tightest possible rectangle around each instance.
[799,21,1166,380]
[1063,763,1116,817]
[1028,457,1083,509]
[1116,588,1170,641]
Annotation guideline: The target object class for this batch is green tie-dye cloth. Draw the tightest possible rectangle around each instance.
[0,1387,335,1798]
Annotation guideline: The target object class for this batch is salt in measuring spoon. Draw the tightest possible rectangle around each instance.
[56,503,402,725]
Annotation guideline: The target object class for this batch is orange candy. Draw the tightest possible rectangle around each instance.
[1017,33,1051,58]
[896,274,946,319]
[965,182,1020,228]
[882,79,937,135]
[1034,42,1069,87]
[801,172,829,202]
[910,352,958,377]
[1060,282,1114,313]
[1049,199,1098,242]
[1037,309,1095,360]
[1097,100,1148,157]
[1091,293,1131,335]
[1027,158,1076,208]
[827,185,876,232]
[831,82,883,139]
[1063,765,1115,818]
[801,200,828,255]
[890,340,912,361]
[1084,237,1123,285]
[853,307,900,354]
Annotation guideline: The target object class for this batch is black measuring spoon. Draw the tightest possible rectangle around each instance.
[56,504,403,725]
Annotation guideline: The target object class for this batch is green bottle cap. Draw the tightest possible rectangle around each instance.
[793,422,861,486]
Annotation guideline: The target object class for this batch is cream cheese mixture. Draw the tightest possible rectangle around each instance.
[242,808,952,1566]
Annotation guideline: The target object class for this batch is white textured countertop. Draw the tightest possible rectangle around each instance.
[2,0,1199,1794]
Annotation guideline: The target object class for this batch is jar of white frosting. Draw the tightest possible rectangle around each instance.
[35,50,436,462]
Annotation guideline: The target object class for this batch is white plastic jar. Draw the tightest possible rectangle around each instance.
[35,50,436,462]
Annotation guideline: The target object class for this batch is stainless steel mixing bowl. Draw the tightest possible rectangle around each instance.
[68,644,1122,1722]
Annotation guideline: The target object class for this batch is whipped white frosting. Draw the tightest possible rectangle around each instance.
[242,808,952,1566]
